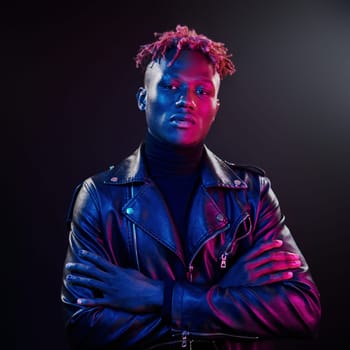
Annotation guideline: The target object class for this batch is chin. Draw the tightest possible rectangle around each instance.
[174,139,201,148]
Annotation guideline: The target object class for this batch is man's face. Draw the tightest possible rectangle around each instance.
[137,49,221,147]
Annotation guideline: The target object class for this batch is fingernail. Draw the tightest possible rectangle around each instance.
[66,274,73,280]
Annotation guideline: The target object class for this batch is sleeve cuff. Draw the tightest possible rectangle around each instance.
[161,280,174,324]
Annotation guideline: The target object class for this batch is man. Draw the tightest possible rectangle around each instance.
[61,25,321,350]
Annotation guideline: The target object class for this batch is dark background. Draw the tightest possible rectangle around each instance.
[5,0,350,349]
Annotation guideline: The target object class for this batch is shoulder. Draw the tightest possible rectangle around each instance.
[223,160,266,177]
[220,160,276,203]
[223,160,275,198]
[66,166,113,227]
[71,164,119,201]
[91,165,117,182]
[84,164,119,190]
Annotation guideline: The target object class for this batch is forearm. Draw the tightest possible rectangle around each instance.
[64,304,170,349]
[170,274,321,338]
[62,245,167,348]
[62,251,167,348]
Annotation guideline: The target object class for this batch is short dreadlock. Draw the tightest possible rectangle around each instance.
[135,25,236,79]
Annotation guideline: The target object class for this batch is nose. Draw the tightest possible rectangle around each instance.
[175,94,196,109]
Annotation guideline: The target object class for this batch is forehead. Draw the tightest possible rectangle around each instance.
[145,49,220,84]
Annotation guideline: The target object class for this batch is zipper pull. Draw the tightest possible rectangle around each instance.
[187,265,194,282]
[220,253,227,269]
[181,330,189,348]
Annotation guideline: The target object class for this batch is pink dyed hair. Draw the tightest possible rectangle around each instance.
[135,25,236,79]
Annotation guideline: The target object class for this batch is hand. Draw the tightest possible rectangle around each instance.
[219,240,301,288]
[65,250,164,313]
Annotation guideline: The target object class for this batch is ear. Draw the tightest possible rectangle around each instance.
[136,87,147,111]
[213,99,220,121]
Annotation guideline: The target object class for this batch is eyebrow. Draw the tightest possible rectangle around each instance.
[162,73,215,86]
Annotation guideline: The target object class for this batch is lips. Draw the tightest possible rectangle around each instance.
[170,114,195,125]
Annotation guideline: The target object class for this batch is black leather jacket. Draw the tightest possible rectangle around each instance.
[61,145,321,349]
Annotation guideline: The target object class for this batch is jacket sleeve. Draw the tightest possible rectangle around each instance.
[169,175,321,339]
[61,179,170,349]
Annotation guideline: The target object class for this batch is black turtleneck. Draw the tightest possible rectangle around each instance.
[144,131,203,244]
[144,131,204,323]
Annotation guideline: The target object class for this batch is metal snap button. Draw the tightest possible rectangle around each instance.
[216,213,225,222]
[126,207,134,215]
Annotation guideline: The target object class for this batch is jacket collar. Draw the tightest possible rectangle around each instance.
[104,144,247,190]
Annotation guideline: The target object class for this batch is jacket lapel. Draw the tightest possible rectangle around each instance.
[122,181,185,262]
[185,146,248,261]
[186,185,230,261]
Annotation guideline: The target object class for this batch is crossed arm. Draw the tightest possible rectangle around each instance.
[65,239,301,313]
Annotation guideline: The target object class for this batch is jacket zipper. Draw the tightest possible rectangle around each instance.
[220,253,227,268]
[187,265,194,282]
[130,184,140,270]
[189,330,258,340]
[172,329,259,342]
[187,223,231,282]
[218,213,250,269]
[181,330,191,348]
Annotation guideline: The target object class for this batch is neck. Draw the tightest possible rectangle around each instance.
[144,131,204,176]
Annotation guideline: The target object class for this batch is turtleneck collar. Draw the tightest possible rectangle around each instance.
[144,131,204,177]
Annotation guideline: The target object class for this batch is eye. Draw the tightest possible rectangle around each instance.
[196,86,209,96]
[160,81,179,90]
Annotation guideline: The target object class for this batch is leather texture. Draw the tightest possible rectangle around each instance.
[61,144,321,349]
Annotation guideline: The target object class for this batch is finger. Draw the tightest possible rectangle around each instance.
[254,259,301,279]
[78,250,114,272]
[263,251,300,261]
[76,298,95,306]
[66,274,105,291]
[76,298,106,306]
[251,271,294,286]
[247,251,300,269]
[66,262,108,280]
[244,240,283,261]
